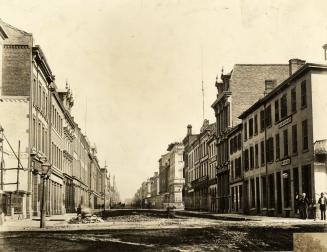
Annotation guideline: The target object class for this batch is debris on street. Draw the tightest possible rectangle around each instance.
[68,215,104,224]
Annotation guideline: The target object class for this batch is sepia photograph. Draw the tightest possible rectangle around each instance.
[0,0,327,251]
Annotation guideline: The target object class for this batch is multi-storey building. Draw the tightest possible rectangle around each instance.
[0,19,53,219]
[189,120,215,211]
[88,146,103,209]
[227,123,243,213]
[148,172,160,208]
[166,142,185,209]
[159,153,170,207]
[100,166,111,210]
[58,85,75,213]
[141,179,151,208]
[47,79,66,216]
[211,64,290,213]
[0,20,113,220]
[207,124,217,212]
[191,137,200,209]
[182,125,198,210]
[239,59,327,217]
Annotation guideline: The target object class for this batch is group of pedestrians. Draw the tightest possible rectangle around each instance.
[295,192,326,220]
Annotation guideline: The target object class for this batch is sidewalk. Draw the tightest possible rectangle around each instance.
[176,210,311,222]
[0,213,76,232]
[1,210,326,232]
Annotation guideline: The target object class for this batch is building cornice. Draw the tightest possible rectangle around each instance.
[0,24,8,39]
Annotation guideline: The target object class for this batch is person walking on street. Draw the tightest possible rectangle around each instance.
[318,192,327,220]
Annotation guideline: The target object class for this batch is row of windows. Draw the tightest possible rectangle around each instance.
[52,142,63,170]
[217,104,230,134]
[208,141,217,158]
[244,120,309,170]
[52,104,63,136]
[244,80,307,140]
[32,118,48,155]
[230,133,242,155]
[188,140,216,170]
[33,78,48,117]
[230,157,242,180]
[200,140,208,158]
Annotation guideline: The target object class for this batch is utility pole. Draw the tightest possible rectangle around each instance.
[201,46,205,121]
[16,141,20,191]
[0,126,4,191]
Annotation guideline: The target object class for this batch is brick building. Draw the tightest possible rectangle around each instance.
[211,64,290,213]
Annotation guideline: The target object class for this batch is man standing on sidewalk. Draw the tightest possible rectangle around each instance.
[318,192,327,220]
[300,193,309,219]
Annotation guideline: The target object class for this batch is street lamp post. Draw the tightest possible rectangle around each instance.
[40,161,51,228]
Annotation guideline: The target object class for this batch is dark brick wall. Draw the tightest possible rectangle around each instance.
[2,45,31,96]
[231,64,290,126]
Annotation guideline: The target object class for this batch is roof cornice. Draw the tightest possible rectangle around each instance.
[32,45,55,83]
[0,25,8,39]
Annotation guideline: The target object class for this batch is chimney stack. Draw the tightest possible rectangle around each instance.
[323,44,327,60]
[289,59,306,76]
[187,124,192,135]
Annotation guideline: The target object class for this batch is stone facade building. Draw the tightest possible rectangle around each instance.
[207,124,217,212]
[182,125,198,210]
[183,121,216,211]
[167,142,185,209]
[0,20,115,220]
[227,123,243,213]
[239,60,327,217]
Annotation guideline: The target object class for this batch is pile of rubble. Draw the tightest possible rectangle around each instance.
[68,214,104,224]
[68,207,104,224]
[106,214,158,222]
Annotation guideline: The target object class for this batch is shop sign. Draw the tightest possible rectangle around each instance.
[279,116,292,129]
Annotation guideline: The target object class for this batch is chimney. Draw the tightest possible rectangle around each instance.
[187,124,192,135]
[323,44,327,60]
[264,80,277,96]
[289,59,306,76]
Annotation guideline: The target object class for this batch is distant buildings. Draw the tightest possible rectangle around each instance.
[134,143,185,209]
[183,120,216,211]
[0,19,119,221]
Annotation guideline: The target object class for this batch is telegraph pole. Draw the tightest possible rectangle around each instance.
[0,126,4,191]
[16,141,20,191]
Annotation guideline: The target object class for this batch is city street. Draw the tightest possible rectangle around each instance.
[1,214,327,251]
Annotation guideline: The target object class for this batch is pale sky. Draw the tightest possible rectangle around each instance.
[1,0,327,200]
